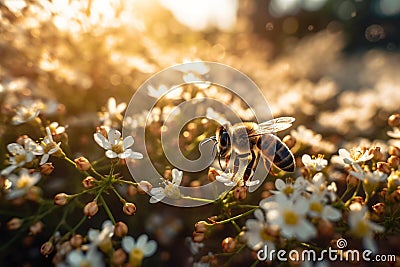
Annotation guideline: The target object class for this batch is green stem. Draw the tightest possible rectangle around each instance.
[91,167,106,180]
[99,195,116,224]
[345,182,361,207]
[112,187,126,204]
[213,208,257,225]
[181,195,214,203]
[118,180,138,187]
[231,220,241,233]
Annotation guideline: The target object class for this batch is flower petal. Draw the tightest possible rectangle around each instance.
[108,129,121,145]
[40,154,49,165]
[123,136,134,149]
[130,151,143,159]
[94,133,111,149]
[122,236,135,252]
[275,179,286,190]
[143,240,157,257]
[172,169,183,185]
[105,150,118,158]
[136,234,148,249]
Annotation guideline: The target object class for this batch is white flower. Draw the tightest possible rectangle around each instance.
[64,248,105,267]
[262,194,316,241]
[150,169,183,203]
[216,171,259,188]
[147,84,182,99]
[306,193,341,221]
[348,203,384,254]
[122,234,157,266]
[94,128,143,159]
[244,209,276,252]
[39,127,62,165]
[11,105,40,125]
[271,177,307,198]
[49,122,66,135]
[350,164,387,184]
[338,148,373,165]
[302,154,328,171]
[88,220,114,252]
[290,125,322,147]
[1,141,36,175]
[5,169,41,199]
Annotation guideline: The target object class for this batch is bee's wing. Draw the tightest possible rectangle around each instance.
[249,117,295,136]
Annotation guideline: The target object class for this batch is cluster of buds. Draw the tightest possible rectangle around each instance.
[193,221,209,243]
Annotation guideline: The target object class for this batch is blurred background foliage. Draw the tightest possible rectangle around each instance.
[0,0,400,266]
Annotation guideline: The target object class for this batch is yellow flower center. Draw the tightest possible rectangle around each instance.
[17,176,30,189]
[14,153,27,164]
[80,261,91,267]
[129,248,144,267]
[164,184,181,199]
[310,202,323,213]
[284,210,298,225]
[260,226,274,241]
[111,141,124,154]
[98,238,112,253]
[283,186,294,196]
[354,221,370,237]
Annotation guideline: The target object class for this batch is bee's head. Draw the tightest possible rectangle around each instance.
[216,123,232,158]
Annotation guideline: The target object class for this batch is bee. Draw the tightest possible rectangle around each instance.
[204,117,296,182]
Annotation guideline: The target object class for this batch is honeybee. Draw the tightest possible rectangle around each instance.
[204,117,296,182]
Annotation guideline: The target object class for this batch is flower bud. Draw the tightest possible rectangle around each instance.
[96,126,108,138]
[30,221,44,235]
[40,242,54,256]
[351,196,365,205]
[282,135,296,149]
[7,217,22,230]
[392,187,400,202]
[137,181,152,194]
[114,221,128,238]
[369,147,384,161]
[82,176,96,189]
[74,157,91,171]
[40,163,54,175]
[84,201,98,218]
[388,156,400,169]
[388,114,400,127]
[377,162,391,174]
[389,146,400,157]
[70,234,83,248]
[194,221,208,233]
[233,186,247,200]
[127,185,137,196]
[221,237,236,253]
[113,248,127,265]
[372,203,385,215]
[193,231,205,242]
[123,202,136,215]
[54,193,69,206]
[379,188,388,200]
[208,168,219,182]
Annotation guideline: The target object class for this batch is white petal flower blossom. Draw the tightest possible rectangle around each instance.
[216,170,259,187]
[122,234,157,266]
[302,154,328,171]
[94,128,143,159]
[39,127,63,165]
[338,148,373,165]
[348,203,384,254]
[261,194,316,241]
[244,209,276,252]
[11,105,40,125]
[64,248,105,267]
[1,140,38,175]
[88,220,114,252]
[5,169,41,200]
[150,168,183,203]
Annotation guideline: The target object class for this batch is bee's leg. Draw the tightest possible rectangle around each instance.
[243,150,257,182]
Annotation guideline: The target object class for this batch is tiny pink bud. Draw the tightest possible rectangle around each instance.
[7,217,22,230]
[84,201,98,217]
[82,176,96,189]
[113,248,127,265]
[122,202,136,215]
[114,221,128,238]
[40,241,54,256]
[30,221,44,235]
[233,186,247,200]
[70,234,83,248]
[194,221,208,233]
[221,237,236,253]
[54,193,69,206]
[40,163,54,175]
[74,157,91,171]
[192,231,205,242]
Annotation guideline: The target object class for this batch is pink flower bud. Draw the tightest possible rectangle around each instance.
[122,202,136,215]
[74,157,91,171]
[84,201,98,217]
